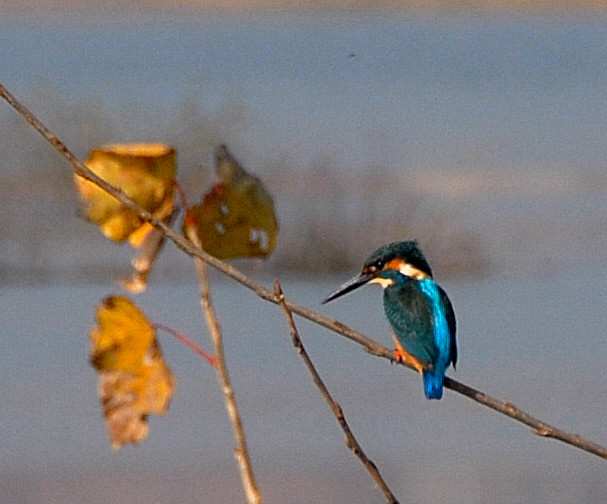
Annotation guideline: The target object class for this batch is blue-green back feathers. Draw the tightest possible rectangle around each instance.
[383,275,438,367]
[381,271,457,399]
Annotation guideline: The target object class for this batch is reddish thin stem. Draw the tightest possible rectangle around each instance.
[174,180,189,211]
[154,322,217,368]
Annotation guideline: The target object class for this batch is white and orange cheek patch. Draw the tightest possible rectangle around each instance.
[385,258,429,280]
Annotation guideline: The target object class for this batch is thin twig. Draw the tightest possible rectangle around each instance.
[1,82,606,461]
[121,209,179,293]
[173,180,189,210]
[187,229,262,504]
[275,281,399,504]
[154,323,217,368]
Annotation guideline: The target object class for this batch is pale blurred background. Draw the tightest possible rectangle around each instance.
[1,3,607,503]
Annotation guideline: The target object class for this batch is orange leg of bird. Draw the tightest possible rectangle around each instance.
[392,338,426,374]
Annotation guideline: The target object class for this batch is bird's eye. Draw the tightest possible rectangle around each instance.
[376,261,384,270]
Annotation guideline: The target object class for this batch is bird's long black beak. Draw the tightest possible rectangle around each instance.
[322,273,374,304]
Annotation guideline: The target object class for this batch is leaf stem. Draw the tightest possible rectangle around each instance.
[173,180,189,211]
[154,322,217,368]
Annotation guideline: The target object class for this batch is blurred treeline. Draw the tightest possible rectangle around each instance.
[0,88,484,284]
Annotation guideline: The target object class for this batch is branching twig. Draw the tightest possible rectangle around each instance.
[188,230,262,504]
[2,82,606,461]
[154,323,217,368]
[275,281,399,504]
[121,209,179,293]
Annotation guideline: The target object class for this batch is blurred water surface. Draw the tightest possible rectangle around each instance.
[1,270,606,503]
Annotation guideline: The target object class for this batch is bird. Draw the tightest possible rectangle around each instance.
[322,240,457,399]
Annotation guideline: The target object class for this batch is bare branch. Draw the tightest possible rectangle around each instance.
[275,281,399,504]
[188,230,262,504]
[1,82,605,461]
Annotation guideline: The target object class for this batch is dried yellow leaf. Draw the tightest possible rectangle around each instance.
[74,143,176,245]
[90,296,174,449]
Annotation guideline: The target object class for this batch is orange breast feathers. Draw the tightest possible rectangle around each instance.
[392,336,428,374]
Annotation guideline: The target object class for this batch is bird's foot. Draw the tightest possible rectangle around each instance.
[392,347,408,365]
[392,347,425,373]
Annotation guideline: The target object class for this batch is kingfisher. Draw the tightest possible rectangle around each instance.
[323,241,457,399]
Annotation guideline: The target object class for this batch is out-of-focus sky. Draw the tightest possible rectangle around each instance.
[2,9,607,280]
[3,0,607,13]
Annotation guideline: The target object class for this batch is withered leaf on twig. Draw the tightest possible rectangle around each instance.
[184,145,278,259]
[74,143,177,292]
[90,296,174,449]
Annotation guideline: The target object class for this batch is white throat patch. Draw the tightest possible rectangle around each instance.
[369,277,394,289]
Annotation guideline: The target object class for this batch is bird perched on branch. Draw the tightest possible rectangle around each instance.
[323,241,457,399]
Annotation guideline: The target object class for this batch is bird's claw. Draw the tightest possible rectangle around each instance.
[392,348,407,364]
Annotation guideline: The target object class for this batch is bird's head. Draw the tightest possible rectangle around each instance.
[322,240,432,304]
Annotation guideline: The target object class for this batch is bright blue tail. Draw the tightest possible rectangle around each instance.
[423,369,444,400]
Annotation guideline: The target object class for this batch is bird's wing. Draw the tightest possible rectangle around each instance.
[438,286,457,369]
[383,285,438,367]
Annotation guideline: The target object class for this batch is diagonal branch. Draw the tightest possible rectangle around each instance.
[275,281,399,504]
[1,82,606,461]
[188,230,262,504]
